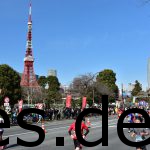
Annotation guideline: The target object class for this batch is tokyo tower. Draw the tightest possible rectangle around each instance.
[20,3,39,88]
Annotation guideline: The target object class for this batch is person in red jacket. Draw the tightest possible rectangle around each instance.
[68,118,89,150]
[118,108,124,118]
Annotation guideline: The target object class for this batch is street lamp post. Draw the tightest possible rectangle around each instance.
[44,83,49,107]
[92,72,100,106]
[121,83,125,109]
[121,83,123,101]
[27,89,30,107]
[92,89,95,105]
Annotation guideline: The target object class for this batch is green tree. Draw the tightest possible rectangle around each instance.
[131,80,142,96]
[38,76,47,88]
[87,98,93,107]
[0,64,21,106]
[96,69,118,102]
[47,76,61,105]
[71,98,82,108]
[97,69,116,87]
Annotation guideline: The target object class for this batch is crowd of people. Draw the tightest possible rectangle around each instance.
[2,102,150,150]
[124,105,150,150]
[68,104,150,150]
[11,107,83,125]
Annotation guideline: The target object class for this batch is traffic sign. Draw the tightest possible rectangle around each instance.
[4,103,9,107]
[5,105,10,109]
[5,109,11,114]
[5,106,11,114]
[4,97,9,103]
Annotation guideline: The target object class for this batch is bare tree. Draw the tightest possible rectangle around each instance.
[21,86,47,104]
[69,72,115,104]
[69,73,94,96]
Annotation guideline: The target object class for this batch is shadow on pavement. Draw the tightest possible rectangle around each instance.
[6,144,19,149]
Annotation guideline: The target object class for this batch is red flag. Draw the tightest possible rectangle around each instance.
[18,100,23,113]
[66,95,72,108]
[82,97,87,110]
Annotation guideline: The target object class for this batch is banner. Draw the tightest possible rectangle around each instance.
[18,100,23,113]
[82,96,87,110]
[66,95,72,108]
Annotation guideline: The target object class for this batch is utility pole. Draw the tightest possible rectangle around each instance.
[121,83,123,101]
[83,72,100,107]
[92,89,94,105]
[27,89,30,107]
[121,83,124,109]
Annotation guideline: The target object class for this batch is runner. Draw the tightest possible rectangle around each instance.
[86,118,91,128]
[36,114,42,124]
[68,117,89,150]
[117,108,123,119]
[127,113,134,133]
[130,118,149,150]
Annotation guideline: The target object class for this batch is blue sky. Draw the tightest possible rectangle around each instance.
[0,0,150,90]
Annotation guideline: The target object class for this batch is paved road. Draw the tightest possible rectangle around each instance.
[3,116,150,150]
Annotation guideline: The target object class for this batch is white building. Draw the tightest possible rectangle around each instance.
[48,69,57,77]
[127,83,135,92]
[60,85,69,93]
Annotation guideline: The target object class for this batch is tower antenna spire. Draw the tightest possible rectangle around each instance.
[29,1,32,22]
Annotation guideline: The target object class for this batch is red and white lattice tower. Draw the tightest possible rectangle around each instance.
[20,3,39,88]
